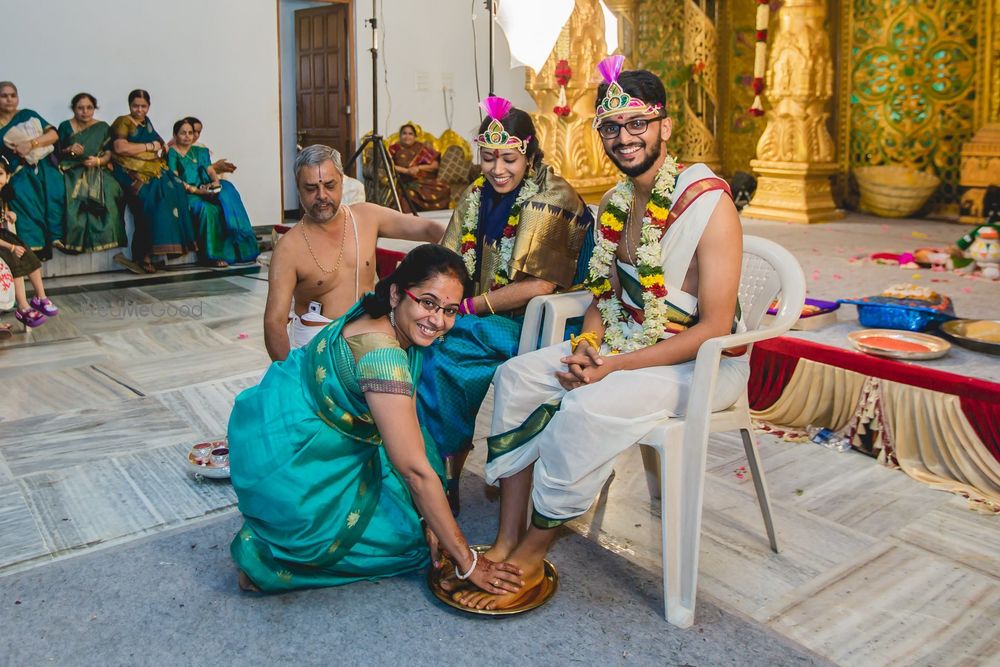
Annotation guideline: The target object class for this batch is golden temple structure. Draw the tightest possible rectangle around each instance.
[525,0,999,223]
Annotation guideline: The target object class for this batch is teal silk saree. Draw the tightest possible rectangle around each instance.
[229,301,444,592]
[57,120,126,253]
[167,145,258,264]
[110,115,196,257]
[0,109,66,253]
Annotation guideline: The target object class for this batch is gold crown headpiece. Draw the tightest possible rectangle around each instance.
[475,96,529,154]
[593,55,662,127]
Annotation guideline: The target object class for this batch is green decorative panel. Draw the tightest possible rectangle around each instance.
[850,0,979,204]
[719,2,768,176]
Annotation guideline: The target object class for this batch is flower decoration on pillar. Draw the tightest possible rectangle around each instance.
[749,0,770,116]
[553,59,572,118]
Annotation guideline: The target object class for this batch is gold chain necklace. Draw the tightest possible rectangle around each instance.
[300,212,348,275]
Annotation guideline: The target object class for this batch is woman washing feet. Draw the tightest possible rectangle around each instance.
[228,245,523,595]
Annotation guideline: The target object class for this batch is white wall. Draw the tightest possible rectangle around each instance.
[4,0,283,228]
[280,0,330,206]
[353,0,534,139]
[279,0,535,205]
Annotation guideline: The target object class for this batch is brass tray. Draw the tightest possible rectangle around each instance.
[847,329,951,360]
[428,545,558,616]
[939,320,1000,356]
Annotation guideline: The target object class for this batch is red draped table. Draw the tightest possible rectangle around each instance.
[748,336,1000,513]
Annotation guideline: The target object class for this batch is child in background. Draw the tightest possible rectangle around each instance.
[0,155,58,329]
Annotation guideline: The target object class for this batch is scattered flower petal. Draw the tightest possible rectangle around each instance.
[237,332,250,340]
[912,231,929,239]
[962,286,973,293]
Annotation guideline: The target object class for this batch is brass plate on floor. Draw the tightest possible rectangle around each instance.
[428,545,558,616]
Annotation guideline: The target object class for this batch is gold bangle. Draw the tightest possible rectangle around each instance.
[481,292,496,315]
[569,332,600,354]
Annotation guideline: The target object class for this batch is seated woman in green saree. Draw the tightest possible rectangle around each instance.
[167,119,258,267]
[110,89,196,274]
[229,244,524,595]
[0,81,66,258]
[56,93,126,254]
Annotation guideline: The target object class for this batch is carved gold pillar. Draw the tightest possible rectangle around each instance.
[679,0,721,171]
[525,0,624,203]
[743,0,842,223]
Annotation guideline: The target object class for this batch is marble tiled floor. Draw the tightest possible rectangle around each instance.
[1,216,998,666]
[0,275,265,570]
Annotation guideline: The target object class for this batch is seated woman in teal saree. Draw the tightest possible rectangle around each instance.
[0,81,66,258]
[229,244,524,595]
[167,119,258,266]
[56,93,126,253]
[110,89,196,274]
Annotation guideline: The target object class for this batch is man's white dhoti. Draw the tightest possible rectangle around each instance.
[486,163,749,526]
[487,340,749,523]
[288,307,333,349]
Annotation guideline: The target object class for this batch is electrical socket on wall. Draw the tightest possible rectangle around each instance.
[415,71,430,92]
[441,72,455,90]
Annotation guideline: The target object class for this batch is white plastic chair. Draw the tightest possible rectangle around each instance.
[516,235,806,627]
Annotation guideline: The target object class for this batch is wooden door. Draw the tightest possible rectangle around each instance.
[296,4,352,168]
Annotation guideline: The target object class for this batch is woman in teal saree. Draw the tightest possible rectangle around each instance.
[57,93,126,253]
[229,244,524,595]
[167,119,258,266]
[110,89,195,273]
[0,81,66,257]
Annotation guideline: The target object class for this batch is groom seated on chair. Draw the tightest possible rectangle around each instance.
[451,59,749,611]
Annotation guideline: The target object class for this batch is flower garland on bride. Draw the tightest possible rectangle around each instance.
[584,156,680,352]
[459,174,540,290]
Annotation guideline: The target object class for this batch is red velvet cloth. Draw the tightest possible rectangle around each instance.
[748,342,798,410]
[960,396,1000,464]
[375,248,405,279]
[749,336,1000,460]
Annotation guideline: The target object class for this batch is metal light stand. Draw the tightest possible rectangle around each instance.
[486,0,497,95]
[345,0,406,212]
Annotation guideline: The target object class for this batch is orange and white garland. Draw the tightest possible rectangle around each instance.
[585,157,680,352]
[460,175,539,289]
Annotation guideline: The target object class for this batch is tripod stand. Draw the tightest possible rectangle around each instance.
[345,0,409,212]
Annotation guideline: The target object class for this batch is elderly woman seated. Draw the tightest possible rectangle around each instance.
[389,123,451,213]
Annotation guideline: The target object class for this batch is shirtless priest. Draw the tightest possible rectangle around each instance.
[453,59,749,611]
[264,145,445,361]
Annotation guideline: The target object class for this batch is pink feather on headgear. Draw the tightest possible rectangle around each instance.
[479,96,513,122]
[596,54,626,85]
[475,95,528,154]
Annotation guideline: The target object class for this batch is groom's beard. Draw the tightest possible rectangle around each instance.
[606,136,662,178]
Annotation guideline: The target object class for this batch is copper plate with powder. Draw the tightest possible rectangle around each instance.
[848,329,950,360]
